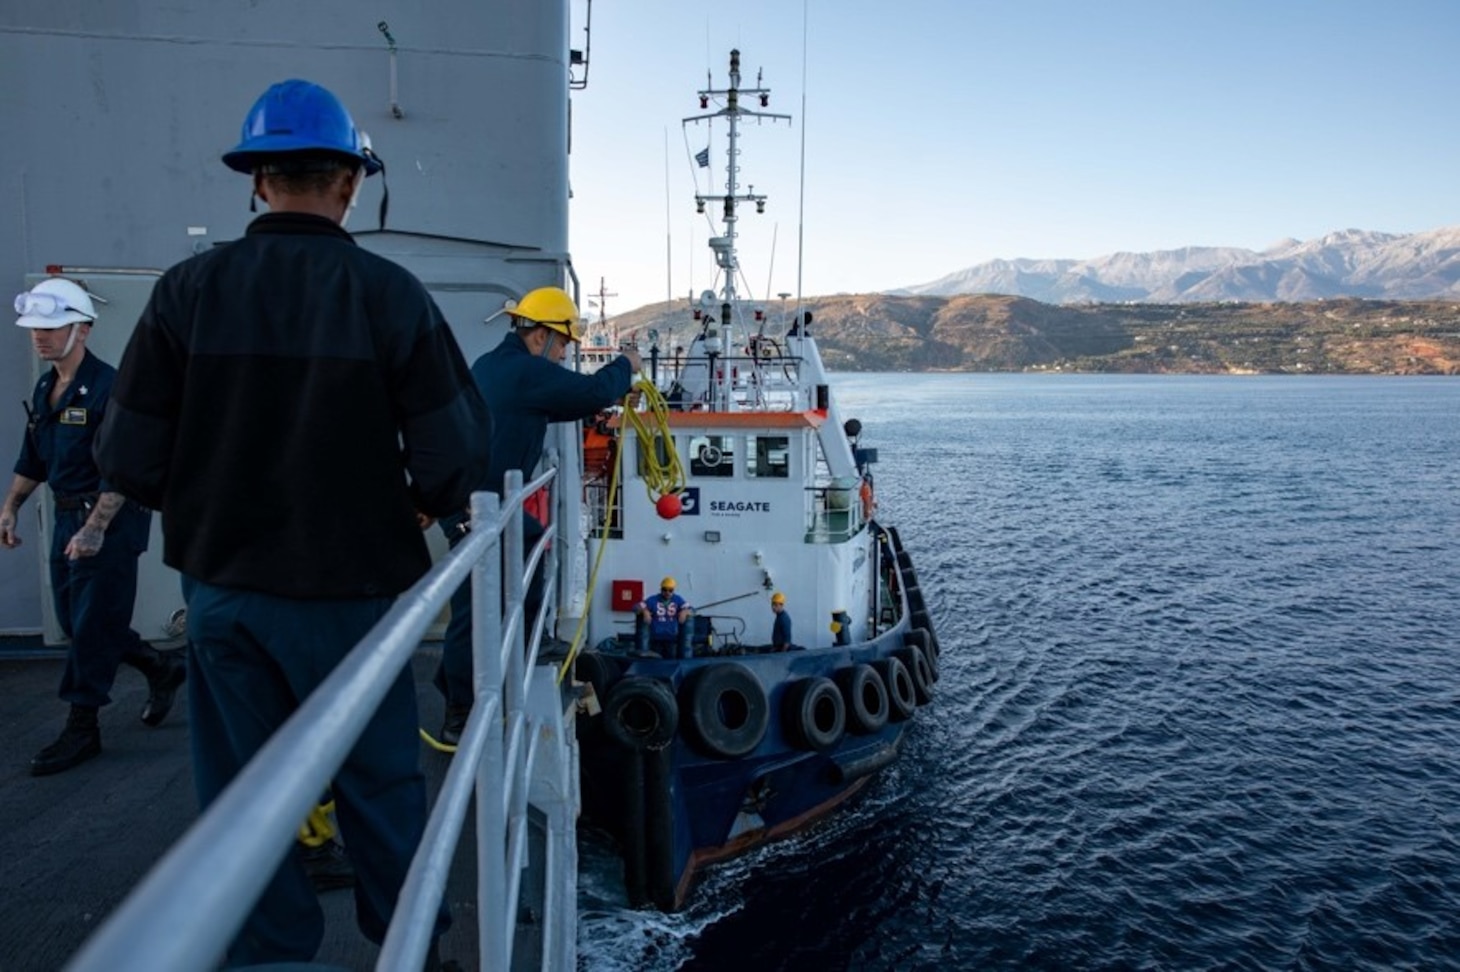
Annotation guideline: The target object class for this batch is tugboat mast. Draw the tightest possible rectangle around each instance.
[593,275,617,346]
[684,48,790,317]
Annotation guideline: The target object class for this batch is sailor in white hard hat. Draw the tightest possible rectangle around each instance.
[2,277,185,776]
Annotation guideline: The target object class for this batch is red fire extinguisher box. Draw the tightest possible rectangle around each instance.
[610,579,644,613]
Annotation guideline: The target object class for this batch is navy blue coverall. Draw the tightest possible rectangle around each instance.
[15,349,154,707]
[435,330,635,709]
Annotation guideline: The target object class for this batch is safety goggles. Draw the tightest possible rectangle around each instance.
[13,292,93,321]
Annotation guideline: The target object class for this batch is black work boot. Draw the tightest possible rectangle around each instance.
[137,648,186,727]
[424,938,464,972]
[31,705,102,776]
[299,839,356,892]
[440,704,470,748]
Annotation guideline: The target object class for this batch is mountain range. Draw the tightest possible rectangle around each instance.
[604,225,1460,375]
[896,226,1460,304]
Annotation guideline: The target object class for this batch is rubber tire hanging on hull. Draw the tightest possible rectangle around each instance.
[782,675,846,751]
[576,650,624,710]
[896,641,935,705]
[603,676,679,751]
[904,626,939,681]
[835,663,890,735]
[681,663,770,759]
[903,582,933,630]
[875,655,917,722]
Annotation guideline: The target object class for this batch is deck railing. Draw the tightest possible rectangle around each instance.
[64,469,576,972]
[805,481,866,542]
[655,350,809,412]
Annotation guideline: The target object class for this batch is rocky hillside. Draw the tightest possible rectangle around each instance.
[607,294,1460,375]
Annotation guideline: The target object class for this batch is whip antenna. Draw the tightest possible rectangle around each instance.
[795,0,809,317]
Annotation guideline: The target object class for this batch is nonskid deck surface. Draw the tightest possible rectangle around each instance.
[0,644,480,972]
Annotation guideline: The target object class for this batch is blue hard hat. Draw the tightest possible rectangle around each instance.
[222,79,382,176]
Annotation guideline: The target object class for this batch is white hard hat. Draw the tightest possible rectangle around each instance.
[14,278,97,329]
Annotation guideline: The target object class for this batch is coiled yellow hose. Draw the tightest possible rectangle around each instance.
[557,377,681,683]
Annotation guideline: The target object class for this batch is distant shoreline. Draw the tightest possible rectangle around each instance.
[609,295,1460,376]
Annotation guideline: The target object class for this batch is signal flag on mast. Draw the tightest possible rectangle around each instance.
[695,147,710,168]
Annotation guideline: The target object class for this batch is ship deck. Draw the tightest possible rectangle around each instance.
[0,639,480,972]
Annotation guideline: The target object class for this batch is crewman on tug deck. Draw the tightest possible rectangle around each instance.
[770,590,796,651]
[635,576,692,658]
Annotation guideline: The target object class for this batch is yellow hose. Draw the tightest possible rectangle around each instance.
[418,726,457,753]
[620,377,687,502]
[556,377,680,684]
[297,800,338,847]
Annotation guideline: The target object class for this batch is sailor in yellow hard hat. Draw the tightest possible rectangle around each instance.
[505,286,585,362]
[770,591,795,651]
[430,287,643,744]
[636,576,692,657]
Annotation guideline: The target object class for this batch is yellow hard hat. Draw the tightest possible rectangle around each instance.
[509,287,583,342]
[771,592,786,605]
[660,576,676,591]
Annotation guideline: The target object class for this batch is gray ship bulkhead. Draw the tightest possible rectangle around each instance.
[0,1,577,637]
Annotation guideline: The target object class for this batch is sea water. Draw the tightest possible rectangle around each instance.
[578,374,1460,971]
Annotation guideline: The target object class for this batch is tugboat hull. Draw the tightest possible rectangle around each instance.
[580,618,935,910]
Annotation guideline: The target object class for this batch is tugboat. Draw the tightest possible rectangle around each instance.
[572,49,939,912]
[577,276,625,373]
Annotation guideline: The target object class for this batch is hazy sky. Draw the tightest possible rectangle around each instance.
[568,1,1460,314]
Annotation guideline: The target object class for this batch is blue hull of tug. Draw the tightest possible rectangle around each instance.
[578,608,937,911]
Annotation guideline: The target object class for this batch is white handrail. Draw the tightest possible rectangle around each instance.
[66,467,572,972]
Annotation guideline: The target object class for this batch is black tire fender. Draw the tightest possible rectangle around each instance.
[922,623,942,664]
[575,650,624,711]
[681,663,769,758]
[603,676,679,751]
[835,663,889,735]
[903,582,928,618]
[904,626,939,680]
[896,641,935,705]
[874,656,916,722]
[782,676,846,751]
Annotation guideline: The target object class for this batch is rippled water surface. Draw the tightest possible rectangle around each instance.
[579,375,1460,971]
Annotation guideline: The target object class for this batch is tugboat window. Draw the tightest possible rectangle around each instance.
[690,434,735,477]
[747,435,790,478]
[638,433,674,478]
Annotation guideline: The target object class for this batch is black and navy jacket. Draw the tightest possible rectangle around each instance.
[473,330,634,503]
[95,212,491,599]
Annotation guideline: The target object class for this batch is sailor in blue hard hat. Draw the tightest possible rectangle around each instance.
[95,77,485,965]
[222,78,387,228]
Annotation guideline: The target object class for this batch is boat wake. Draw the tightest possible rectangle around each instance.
[577,829,733,971]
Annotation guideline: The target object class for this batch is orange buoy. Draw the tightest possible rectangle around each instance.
[656,493,683,519]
